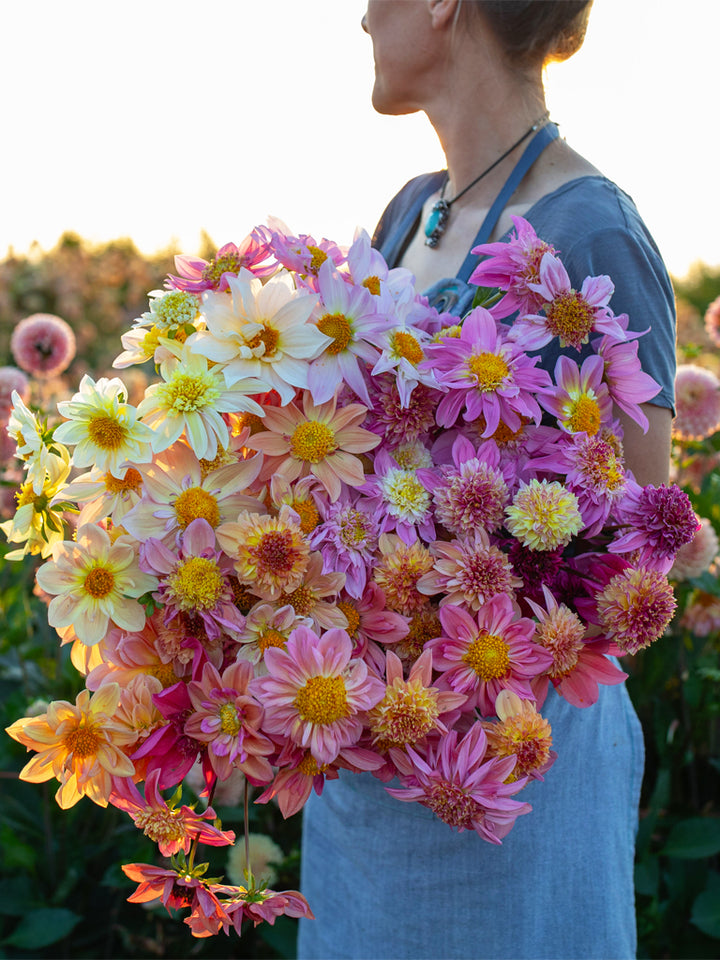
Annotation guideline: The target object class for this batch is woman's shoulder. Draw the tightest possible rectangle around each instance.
[524,175,659,254]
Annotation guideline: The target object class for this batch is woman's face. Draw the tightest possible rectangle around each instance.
[362,0,437,115]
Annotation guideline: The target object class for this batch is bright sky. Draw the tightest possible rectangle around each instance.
[2,0,717,278]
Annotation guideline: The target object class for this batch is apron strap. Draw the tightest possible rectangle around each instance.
[457,122,560,282]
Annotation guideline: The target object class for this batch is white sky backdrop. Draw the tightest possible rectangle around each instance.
[1,0,718,278]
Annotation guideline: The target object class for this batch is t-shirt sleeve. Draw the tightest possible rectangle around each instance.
[561,226,677,411]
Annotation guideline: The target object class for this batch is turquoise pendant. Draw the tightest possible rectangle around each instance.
[424,199,450,248]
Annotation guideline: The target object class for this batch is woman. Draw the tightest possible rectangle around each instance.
[298,3,675,958]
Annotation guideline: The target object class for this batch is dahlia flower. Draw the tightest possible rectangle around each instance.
[122,442,264,546]
[680,591,720,637]
[428,595,552,715]
[226,832,284,888]
[469,215,558,317]
[251,625,385,765]
[137,340,264,460]
[0,446,71,559]
[36,524,157,646]
[593,319,660,430]
[609,482,699,570]
[6,684,135,808]
[54,374,154,478]
[236,602,312,670]
[122,862,231,938]
[420,306,550,432]
[482,690,556,781]
[0,366,29,413]
[57,465,144,527]
[590,565,677,655]
[673,364,720,441]
[513,252,624,350]
[386,723,531,843]
[278,551,347,631]
[373,533,434,616]
[704,295,720,348]
[249,391,380,502]
[309,494,380,598]
[505,478,583,551]
[433,435,510,535]
[670,516,719,581]
[141,518,245,641]
[109,768,235,855]
[191,268,328,404]
[185,660,274,783]
[540,354,614,437]
[11,312,76,377]
[360,447,437,545]
[219,883,314,934]
[166,232,275,291]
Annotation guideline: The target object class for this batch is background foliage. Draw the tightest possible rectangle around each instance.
[0,236,718,958]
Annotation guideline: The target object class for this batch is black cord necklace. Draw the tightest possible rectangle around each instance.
[424,111,551,249]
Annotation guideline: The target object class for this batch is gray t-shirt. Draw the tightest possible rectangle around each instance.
[373,173,676,410]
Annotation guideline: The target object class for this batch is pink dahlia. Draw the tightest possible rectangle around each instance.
[469,215,558,317]
[386,722,531,843]
[417,530,522,611]
[109,768,235,855]
[141,518,244,641]
[680,591,720,637]
[610,482,699,571]
[10,313,76,378]
[185,660,274,783]
[670,516,719,581]
[673,364,720,441]
[363,377,437,448]
[526,586,627,708]
[309,494,380,598]
[482,690,556,782]
[0,366,29,414]
[704,295,720,348]
[432,434,510,535]
[359,447,437,545]
[251,625,385,765]
[540,354,614,437]
[420,306,550,432]
[592,318,661,431]
[268,229,346,281]
[166,231,274,292]
[513,252,624,350]
[219,883,314,933]
[249,391,380,503]
[427,595,552,716]
[122,862,230,938]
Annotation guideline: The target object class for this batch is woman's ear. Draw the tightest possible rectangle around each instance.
[427,0,460,30]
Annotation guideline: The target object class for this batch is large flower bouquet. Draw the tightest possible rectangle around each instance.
[4,217,697,939]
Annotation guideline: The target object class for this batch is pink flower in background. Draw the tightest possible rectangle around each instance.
[387,722,531,843]
[670,516,719,581]
[680,591,720,637]
[673,364,720,441]
[704,295,720,347]
[11,313,76,377]
[0,366,29,414]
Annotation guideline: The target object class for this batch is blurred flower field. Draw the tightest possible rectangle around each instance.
[0,235,719,959]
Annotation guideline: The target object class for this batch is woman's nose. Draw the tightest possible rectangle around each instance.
[361,13,368,34]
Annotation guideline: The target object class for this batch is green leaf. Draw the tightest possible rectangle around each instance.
[0,877,37,916]
[663,818,720,859]
[2,907,81,949]
[635,856,660,898]
[691,871,720,939]
[470,284,503,311]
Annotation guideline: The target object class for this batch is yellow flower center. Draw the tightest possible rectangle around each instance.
[135,808,187,843]
[467,352,510,391]
[167,556,225,610]
[16,483,42,510]
[565,394,601,435]
[294,674,349,724]
[297,752,329,776]
[284,584,314,616]
[317,313,353,355]
[174,487,221,529]
[160,372,219,412]
[339,509,371,546]
[146,661,178,687]
[87,415,128,451]
[392,331,424,365]
[463,630,510,681]
[336,600,360,637]
[369,682,439,749]
[290,420,337,463]
[219,702,241,736]
[291,497,320,535]
[257,628,288,653]
[307,245,328,274]
[84,565,116,599]
[63,723,101,758]
[104,468,143,495]
[248,325,279,358]
[546,292,594,348]
[362,275,381,296]
[154,291,199,327]
[202,251,243,285]
[435,325,462,340]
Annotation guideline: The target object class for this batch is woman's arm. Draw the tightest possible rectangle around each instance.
[616,403,672,487]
